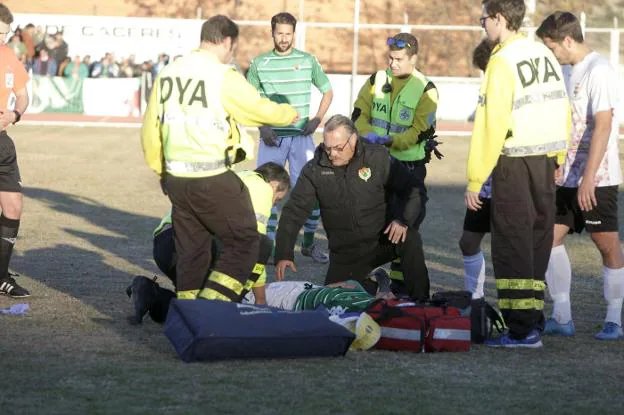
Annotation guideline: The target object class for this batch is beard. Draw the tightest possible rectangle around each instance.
[274,41,292,53]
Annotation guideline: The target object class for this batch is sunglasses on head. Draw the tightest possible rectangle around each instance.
[387,37,411,49]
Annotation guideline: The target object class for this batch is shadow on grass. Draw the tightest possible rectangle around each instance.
[14,186,173,356]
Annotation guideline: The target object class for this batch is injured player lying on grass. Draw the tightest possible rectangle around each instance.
[126,267,395,324]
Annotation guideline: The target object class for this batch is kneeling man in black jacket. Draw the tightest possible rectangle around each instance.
[274,114,429,300]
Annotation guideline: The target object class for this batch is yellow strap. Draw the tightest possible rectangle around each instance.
[498,298,545,310]
[252,264,265,275]
[389,270,404,281]
[496,279,545,291]
[208,270,244,295]
[177,289,200,300]
[198,288,232,302]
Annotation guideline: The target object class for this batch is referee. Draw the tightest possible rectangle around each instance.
[0,3,30,298]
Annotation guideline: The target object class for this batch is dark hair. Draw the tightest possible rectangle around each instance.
[389,32,419,57]
[271,12,297,32]
[482,0,525,32]
[0,3,13,25]
[324,114,358,137]
[200,15,239,44]
[472,38,495,71]
[255,162,291,193]
[536,11,584,43]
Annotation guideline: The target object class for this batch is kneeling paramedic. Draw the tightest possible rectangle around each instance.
[274,115,430,301]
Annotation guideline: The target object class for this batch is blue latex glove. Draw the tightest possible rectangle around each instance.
[363,132,391,145]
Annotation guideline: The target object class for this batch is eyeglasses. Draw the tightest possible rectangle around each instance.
[323,138,352,155]
[479,16,493,28]
[387,37,411,49]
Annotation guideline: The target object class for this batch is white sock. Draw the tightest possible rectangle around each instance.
[464,252,485,299]
[603,266,624,326]
[546,245,572,323]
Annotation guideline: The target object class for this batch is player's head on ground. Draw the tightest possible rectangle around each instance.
[322,115,358,167]
[200,15,239,64]
[536,12,586,66]
[387,32,418,78]
[0,3,13,44]
[271,12,296,55]
[480,0,525,43]
[472,38,495,72]
[255,162,291,204]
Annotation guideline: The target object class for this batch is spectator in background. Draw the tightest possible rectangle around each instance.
[8,34,25,63]
[57,56,70,77]
[82,54,92,74]
[21,24,36,69]
[100,53,120,78]
[32,49,57,76]
[152,53,169,76]
[120,57,135,78]
[41,34,58,63]
[53,31,68,66]
[89,55,105,78]
[33,25,45,45]
[63,55,88,79]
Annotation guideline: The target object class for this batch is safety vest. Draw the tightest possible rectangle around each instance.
[153,170,273,237]
[157,50,243,178]
[236,170,273,235]
[370,69,430,161]
[491,37,569,156]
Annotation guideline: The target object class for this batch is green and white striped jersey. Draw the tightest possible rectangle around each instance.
[294,281,375,315]
[247,48,331,137]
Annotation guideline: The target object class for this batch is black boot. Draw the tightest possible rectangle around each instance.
[126,276,160,325]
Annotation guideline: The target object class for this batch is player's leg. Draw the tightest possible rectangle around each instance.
[544,186,576,335]
[460,198,491,299]
[587,186,624,340]
[0,131,28,298]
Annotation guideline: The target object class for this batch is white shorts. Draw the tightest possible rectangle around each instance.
[257,134,316,186]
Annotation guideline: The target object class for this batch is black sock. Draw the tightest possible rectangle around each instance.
[0,215,20,280]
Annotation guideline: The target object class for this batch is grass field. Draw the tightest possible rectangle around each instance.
[1,125,623,414]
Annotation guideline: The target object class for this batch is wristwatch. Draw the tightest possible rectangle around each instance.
[12,110,21,124]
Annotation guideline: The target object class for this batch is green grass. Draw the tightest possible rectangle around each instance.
[1,126,623,414]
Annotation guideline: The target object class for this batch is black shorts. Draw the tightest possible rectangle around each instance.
[0,131,22,192]
[556,185,619,233]
[463,198,491,233]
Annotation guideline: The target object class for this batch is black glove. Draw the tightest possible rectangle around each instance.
[301,117,321,136]
[423,138,444,163]
[259,126,279,147]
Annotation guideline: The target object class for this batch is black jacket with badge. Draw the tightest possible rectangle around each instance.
[275,140,424,262]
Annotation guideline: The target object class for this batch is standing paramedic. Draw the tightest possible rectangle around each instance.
[537,12,624,340]
[351,32,439,293]
[141,15,298,302]
[0,3,30,298]
[466,0,569,348]
[247,12,333,264]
